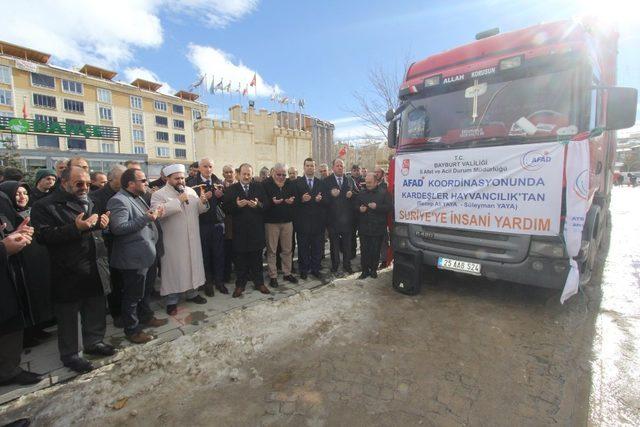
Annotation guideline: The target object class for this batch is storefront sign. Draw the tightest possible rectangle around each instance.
[394,142,565,236]
[0,117,120,140]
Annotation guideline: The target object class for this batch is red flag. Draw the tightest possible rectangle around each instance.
[249,73,256,87]
[22,103,27,119]
[338,146,347,157]
[242,86,248,96]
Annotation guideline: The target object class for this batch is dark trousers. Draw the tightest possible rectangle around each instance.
[360,234,384,274]
[200,223,225,285]
[223,239,234,282]
[351,223,358,259]
[329,228,353,271]
[0,330,23,382]
[106,267,123,319]
[54,296,106,360]
[234,250,264,288]
[297,232,323,274]
[119,268,154,336]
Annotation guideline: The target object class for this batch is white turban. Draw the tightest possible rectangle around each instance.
[163,164,186,177]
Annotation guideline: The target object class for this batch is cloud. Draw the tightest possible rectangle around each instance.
[332,116,384,141]
[0,1,260,68]
[122,67,175,96]
[186,43,280,97]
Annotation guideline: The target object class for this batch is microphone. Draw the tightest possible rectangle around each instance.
[177,185,189,204]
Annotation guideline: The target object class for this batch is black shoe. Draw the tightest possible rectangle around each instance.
[283,275,298,284]
[204,283,215,297]
[358,272,370,280]
[216,283,229,294]
[379,261,387,269]
[300,272,308,280]
[370,271,378,279]
[0,370,43,386]
[187,295,207,304]
[84,342,117,357]
[62,355,94,374]
[311,271,322,279]
[3,418,31,427]
[269,278,279,288]
[166,304,178,316]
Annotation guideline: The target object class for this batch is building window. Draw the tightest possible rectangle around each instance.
[0,89,11,106]
[173,119,184,129]
[174,148,187,159]
[99,106,112,121]
[34,114,58,124]
[133,145,146,155]
[172,104,184,115]
[0,111,14,118]
[155,115,168,127]
[132,112,143,125]
[63,99,84,113]
[97,88,112,103]
[62,79,83,95]
[154,100,167,111]
[31,72,55,89]
[0,66,11,84]
[192,110,201,120]
[37,135,59,148]
[101,142,115,153]
[32,93,56,109]
[174,133,186,144]
[156,146,170,158]
[133,129,144,142]
[156,131,169,142]
[67,138,87,150]
[130,96,142,110]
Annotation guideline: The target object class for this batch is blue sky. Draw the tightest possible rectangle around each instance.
[1,0,638,139]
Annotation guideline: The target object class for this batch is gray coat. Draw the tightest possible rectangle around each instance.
[107,189,158,270]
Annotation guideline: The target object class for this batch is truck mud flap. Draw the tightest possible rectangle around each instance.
[392,251,422,295]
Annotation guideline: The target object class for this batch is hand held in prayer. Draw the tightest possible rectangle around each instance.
[16,217,34,237]
[331,188,340,197]
[236,197,248,207]
[2,232,32,255]
[156,205,165,218]
[346,190,353,199]
[248,198,259,208]
[359,205,368,213]
[273,197,283,205]
[367,202,377,209]
[315,193,323,202]
[99,211,110,229]
[302,193,312,202]
[285,196,295,204]
[75,213,98,231]
[214,188,224,198]
[147,209,159,221]
[204,191,213,200]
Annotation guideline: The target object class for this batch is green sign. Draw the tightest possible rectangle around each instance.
[0,118,120,140]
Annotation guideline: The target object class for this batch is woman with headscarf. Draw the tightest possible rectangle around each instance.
[0,181,54,346]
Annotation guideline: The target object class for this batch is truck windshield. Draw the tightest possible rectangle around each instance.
[399,68,583,148]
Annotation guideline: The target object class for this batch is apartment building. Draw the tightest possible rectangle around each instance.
[0,40,207,173]
[276,111,335,165]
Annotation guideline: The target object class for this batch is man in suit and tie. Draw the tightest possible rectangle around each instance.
[107,168,168,344]
[324,158,358,275]
[223,163,271,298]
[293,158,325,279]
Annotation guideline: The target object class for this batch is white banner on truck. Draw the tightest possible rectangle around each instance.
[394,142,565,236]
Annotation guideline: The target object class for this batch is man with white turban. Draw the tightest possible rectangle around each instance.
[151,164,210,315]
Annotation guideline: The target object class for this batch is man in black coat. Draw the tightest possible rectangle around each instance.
[293,158,325,279]
[31,166,116,374]
[355,173,393,279]
[90,164,126,326]
[187,158,227,296]
[323,158,358,275]
[30,168,57,203]
[223,163,271,298]
[0,215,43,386]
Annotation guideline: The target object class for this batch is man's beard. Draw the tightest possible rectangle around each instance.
[172,183,185,192]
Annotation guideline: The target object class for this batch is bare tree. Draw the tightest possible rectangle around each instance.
[348,58,411,139]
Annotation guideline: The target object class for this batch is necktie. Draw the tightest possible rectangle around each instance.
[337,177,342,187]
[308,178,313,189]
[205,180,210,186]
[244,184,249,194]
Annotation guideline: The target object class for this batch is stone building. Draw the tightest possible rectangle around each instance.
[276,111,334,165]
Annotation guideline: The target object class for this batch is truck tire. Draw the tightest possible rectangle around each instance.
[392,252,422,295]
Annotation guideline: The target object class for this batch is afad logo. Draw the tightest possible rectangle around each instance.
[401,158,410,176]
[520,150,552,171]
[573,169,589,200]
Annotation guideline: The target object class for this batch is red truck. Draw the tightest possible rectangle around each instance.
[387,20,637,295]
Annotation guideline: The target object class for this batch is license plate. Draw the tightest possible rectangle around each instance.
[437,257,481,275]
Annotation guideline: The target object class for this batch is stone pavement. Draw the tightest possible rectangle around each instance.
[0,249,363,406]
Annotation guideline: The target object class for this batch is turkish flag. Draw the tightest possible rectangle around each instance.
[249,73,256,87]
[338,146,347,157]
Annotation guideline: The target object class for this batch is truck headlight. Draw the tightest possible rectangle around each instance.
[394,224,409,238]
[530,240,566,258]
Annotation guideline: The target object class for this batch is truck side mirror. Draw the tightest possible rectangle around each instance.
[605,87,638,131]
[387,119,397,148]
[385,109,395,122]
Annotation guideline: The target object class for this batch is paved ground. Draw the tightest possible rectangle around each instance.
[1,186,638,426]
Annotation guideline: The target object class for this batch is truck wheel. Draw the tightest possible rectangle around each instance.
[392,253,422,295]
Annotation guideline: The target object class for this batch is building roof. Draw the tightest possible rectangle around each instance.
[131,78,162,92]
[79,64,117,80]
[0,40,50,64]
[175,90,200,101]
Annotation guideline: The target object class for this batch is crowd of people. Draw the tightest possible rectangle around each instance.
[0,155,391,387]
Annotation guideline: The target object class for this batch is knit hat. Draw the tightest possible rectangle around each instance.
[35,168,56,185]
